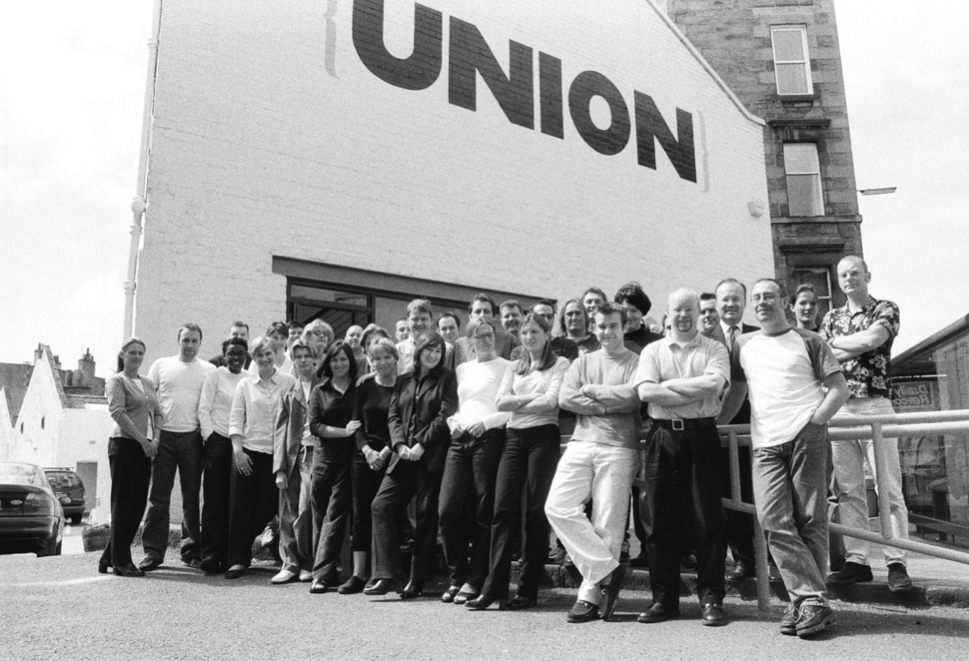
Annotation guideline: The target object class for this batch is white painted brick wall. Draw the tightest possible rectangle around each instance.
[135,0,773,363]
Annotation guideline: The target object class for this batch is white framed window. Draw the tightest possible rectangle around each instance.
[783,143,824,216]
[771,25,813,95]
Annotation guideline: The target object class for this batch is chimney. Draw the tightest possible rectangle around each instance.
[78,349,96,385]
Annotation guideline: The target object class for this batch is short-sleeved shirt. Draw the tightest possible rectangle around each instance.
[732,328,842,448]
[632,332,729,420]
[820,295,899,399]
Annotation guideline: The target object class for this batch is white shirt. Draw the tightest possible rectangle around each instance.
[147,355,216,433]
[496,356,569,430]
[198,367,248,439]
[229,369,296,454]
[633,333,729,420]
[449,358,512,431]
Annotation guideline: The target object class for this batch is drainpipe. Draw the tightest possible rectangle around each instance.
[123,0,163,340]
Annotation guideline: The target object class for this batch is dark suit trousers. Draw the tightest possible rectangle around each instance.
[371,460,443,583]
[226,449,277,568]
[311,440,353,581]
[201,433,233,565]
[100,438,152,568]
[141,429,203,562]
[481,424,559,600]
[439,429,505,589]
[350,453,386,553]
[645,425,726,608]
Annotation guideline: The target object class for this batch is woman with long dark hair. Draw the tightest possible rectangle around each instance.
[99,338,160,577]
[791,283,821,332]
[307,341,360,593]
[468,314,569,610]
[366,332,457,599]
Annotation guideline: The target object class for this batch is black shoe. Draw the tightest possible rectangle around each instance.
[363,578,398,596]
[441,585,461,603]
[113,563,146,577]
[630,553,649,568]
[466,595,507,611]
[701,603,726,627]
[138,557,162,572]
[726,562,754,583]
[337,576,367,594]
[600,564,627,621]
[507,595,537,610]
[887,563,913,593]
[826,561,873,585]
[566,600,599,623]
[224,567,246,580]
[97,562,109,575]
[199,557,222,575]
[779,603,798,636]
[768,563,783,584]
[400,580,424,600]
[547,546,567,564]
[795,603,836,638]
[637,603,679,624]
[182,558,202,570]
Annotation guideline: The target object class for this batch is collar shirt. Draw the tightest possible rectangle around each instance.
[229,369,296,454]
[397,337,417,375]
[820,295,899,399]
[633,332,729,420]
[198,367,248,439]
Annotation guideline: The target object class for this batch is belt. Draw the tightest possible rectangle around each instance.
[652,417,717,431]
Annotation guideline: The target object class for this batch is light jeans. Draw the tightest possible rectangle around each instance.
[545,440,639,605]
[752,423,829,607]
[831,397,908,567]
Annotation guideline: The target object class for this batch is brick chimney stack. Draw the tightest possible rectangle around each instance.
[78,349,96,385]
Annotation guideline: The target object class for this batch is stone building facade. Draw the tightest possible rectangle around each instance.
[668,0,862,315]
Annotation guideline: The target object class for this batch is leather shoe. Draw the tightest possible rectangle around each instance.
[401,580,424,600]
[271,569,298,585]
[600,564,627,621]
[299,570,313,583]
[726,562,754,583]
[138,557,162,572]
[637,603,679,624]
[566,599,599,623]
[507,595,537,610]
[337,576,367,594]
[701,603,727,627]
[466,595,507,611]
[309,579,329,594]
[441,585,461,603]
[199,557,222,575]
[363,578,398,596]
[453,588,478,605]
[97,562,109,575]
[182,558,202,570]
[113,563,145,577]
[887,563,913,593]
[224,566,247,580]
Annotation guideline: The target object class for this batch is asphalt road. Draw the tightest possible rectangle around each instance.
[2,552,968,661]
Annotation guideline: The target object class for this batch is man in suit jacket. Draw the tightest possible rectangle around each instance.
[272,341,322,583]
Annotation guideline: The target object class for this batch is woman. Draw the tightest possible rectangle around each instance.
[99,338,159,577]
[439,317,512,605]
[302,320,336,377]
[307,341,361,593]
[559,298,599,356]
[225,336,296,579]
[197,336,250,574]
[791,283,821,331]
[338,337,398,594]
[366,332,457,599]
[469,314,569,610]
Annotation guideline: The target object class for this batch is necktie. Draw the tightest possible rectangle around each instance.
[727,326,738,355]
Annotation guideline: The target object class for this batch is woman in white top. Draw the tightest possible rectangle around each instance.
[438,317,512,605]
[224,336,296,579]
[469,314,569,610]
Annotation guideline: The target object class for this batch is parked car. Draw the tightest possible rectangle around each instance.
[43,467,86,524]
[0,462,65,557]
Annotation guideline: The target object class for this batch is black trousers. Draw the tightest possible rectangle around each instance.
[350,452,386,553]
[645,424,726,608]
[201,433,233,566]
[226,449,277,568]
[100,438,152,568]
[438,429,505,589]
[481,424,559,600]
[371,459,443,583]
[311,439,354,581]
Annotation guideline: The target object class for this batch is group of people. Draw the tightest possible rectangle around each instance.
[100,254,910,640]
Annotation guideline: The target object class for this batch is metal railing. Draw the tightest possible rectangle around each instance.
[719,409,969,610]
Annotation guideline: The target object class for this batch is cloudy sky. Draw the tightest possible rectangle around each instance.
[1,1,966,377]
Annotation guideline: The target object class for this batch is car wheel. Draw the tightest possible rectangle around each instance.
[70,513,83,525]
[38,537,62,557]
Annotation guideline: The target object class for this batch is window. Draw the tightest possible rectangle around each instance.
[793,266,833,318]
[783,143,824,216]
[771,25,812,95]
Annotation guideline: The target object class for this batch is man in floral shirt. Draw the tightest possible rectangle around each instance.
[820,255,912,593]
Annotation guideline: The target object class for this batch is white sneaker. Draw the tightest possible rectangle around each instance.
[271,569,298,584]
[299,570,312,583]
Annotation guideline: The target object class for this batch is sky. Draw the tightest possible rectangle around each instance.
[1,1,967,378]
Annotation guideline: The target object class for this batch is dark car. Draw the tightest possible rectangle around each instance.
[0,462,65,557]
[43,467,86,524]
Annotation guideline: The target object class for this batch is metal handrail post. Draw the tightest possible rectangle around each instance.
[728,430,741,507]
[870,421,895,541]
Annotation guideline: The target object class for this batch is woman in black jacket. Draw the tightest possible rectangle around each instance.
[365,332,457,599]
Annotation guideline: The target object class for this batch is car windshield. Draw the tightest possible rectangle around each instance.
[0,463,46,487]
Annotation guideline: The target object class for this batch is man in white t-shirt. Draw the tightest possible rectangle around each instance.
[722,279,848,639]
[140,323,216,571]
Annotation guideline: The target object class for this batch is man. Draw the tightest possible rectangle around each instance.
[634,289,730,626]
[141,323,216,571]
[519,300,578,361]
[712,278,768,583]
[499,300,524,337]
[615,282,663,355]
[272,340,322,585]
[287,320,305,350]
[581,287,607,320]
[437,312,461,346]
[821,256,912,593]
[454,293,519,363]
[396,299,434,374]
[209,321,252,369]
[394,319,410,344]
[546,303,641,623]
[345,324,366,374]
[722,279,848,638]
[698,293,719,338]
